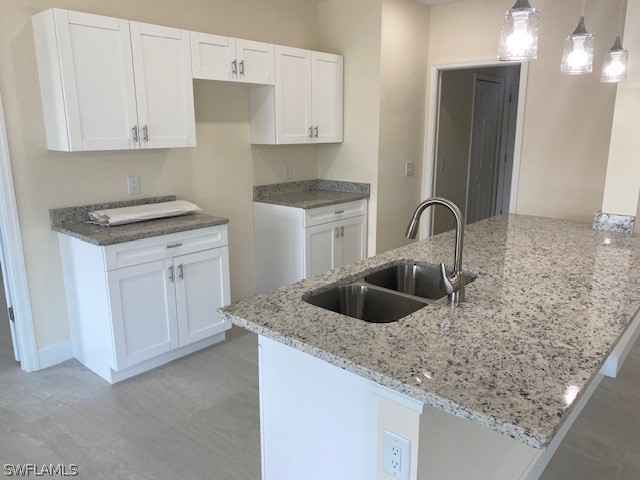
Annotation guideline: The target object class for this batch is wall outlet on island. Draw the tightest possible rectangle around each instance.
[284,164,292,180]
[127,175,140,195]
[382,430,410,480]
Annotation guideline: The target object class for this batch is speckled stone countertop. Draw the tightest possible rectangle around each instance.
[253,179,370,209]
[50,196,229,246]
[220,214,640,449]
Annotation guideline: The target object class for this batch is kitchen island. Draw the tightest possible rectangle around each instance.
[220,214,640,479]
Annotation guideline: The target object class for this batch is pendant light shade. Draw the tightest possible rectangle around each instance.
[601,36,628,82]
[561,16,594,74]
[498,0,540,61]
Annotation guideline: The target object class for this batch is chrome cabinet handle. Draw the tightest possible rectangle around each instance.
[334,227,339,238]
[314,126,319,138]
[232,60,238,75]
[308,126,313,138]
[334,210,344,215]
[166,243,183,249]
[239,60,245,76]
[340,226,344,237]
[132,125,139,142]
[143,125,148,142]
[168,265,174,283]
[178,264,184,279]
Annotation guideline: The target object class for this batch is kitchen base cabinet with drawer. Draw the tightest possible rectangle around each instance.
[58,226,230,383]
[254,200,367,293]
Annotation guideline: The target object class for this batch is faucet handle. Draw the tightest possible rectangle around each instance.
[439,263,454,295]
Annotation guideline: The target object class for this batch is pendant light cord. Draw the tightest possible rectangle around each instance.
[581,0,586,17]
[617,0,625,37]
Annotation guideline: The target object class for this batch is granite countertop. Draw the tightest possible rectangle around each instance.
[50,196,229,246]
[220,214,640,449]
[253,179,370,209]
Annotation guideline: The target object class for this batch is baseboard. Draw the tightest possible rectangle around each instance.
[38,340,73,369]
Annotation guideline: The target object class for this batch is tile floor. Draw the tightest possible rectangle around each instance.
[1,317,639,479]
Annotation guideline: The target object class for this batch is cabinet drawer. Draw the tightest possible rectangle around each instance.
[104,226,228,270]
[304,200,367,228]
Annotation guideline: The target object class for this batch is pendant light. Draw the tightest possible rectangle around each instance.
[601,0,628,83]
[498,0,540,61]
[561,1,594,74]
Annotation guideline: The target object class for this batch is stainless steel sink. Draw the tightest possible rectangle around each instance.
[303,260,476,323]
[303,283,428,323]
[365,261,475,300]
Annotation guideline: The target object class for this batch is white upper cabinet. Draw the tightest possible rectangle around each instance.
[130,22,196,149]
[276,46,312,144]
[312,52,343,144]
[190,32,274,85]
[249,46,343,145]
[32,9,196,151]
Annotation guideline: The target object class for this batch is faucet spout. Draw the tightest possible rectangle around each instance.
[405,197,466,305]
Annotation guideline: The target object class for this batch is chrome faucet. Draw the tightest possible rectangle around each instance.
[405,197,466,305]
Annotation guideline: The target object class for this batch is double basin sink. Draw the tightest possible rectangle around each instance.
[303,261,475,323]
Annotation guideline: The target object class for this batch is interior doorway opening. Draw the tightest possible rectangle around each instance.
[431,63,521,235]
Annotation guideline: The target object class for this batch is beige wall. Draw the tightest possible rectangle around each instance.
[376,0,430,254]
[602,0,638,217]
[0,0,319,349]
[428,0,620,222]
[316,0,383,256]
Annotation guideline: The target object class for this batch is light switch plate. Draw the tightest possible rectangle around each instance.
[405,162,415,177]
[127,175,140,195]
[382,430,410,480]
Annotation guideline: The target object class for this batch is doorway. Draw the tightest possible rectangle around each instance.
[429,63,522,235]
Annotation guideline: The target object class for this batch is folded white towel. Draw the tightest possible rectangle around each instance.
[88,200,201,227]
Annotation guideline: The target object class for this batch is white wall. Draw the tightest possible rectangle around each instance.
[376,0,430,254]
[427,0,620,222]
[0,0,319,350]
[316,0,383,256]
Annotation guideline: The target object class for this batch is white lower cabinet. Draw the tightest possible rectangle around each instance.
[254,200,367,293]
[59,226,231,383]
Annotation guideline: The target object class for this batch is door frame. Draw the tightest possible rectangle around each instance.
[0,93,39,372]
[421,60,528,238]
[465,74,505,224]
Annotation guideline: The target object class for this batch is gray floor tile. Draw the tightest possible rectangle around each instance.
[540,444,620,480]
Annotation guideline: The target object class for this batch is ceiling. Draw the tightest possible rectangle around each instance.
[306,0,465,5]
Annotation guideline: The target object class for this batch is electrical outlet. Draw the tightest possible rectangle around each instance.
[382,430,410,480]
[127,175,140,195]
[405,162,415,177]
[284,164,292,180]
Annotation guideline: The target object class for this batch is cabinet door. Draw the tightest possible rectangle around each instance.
[49,10,138,151]
[174,248,231,347]
[130,22,196,148]
[236,39,275,85]
[338,215,367,268]
[311,52,343,143]
[190,32,237,81]
[275,46,312,144]
[305,222,338,278]
[108,259,178,370]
